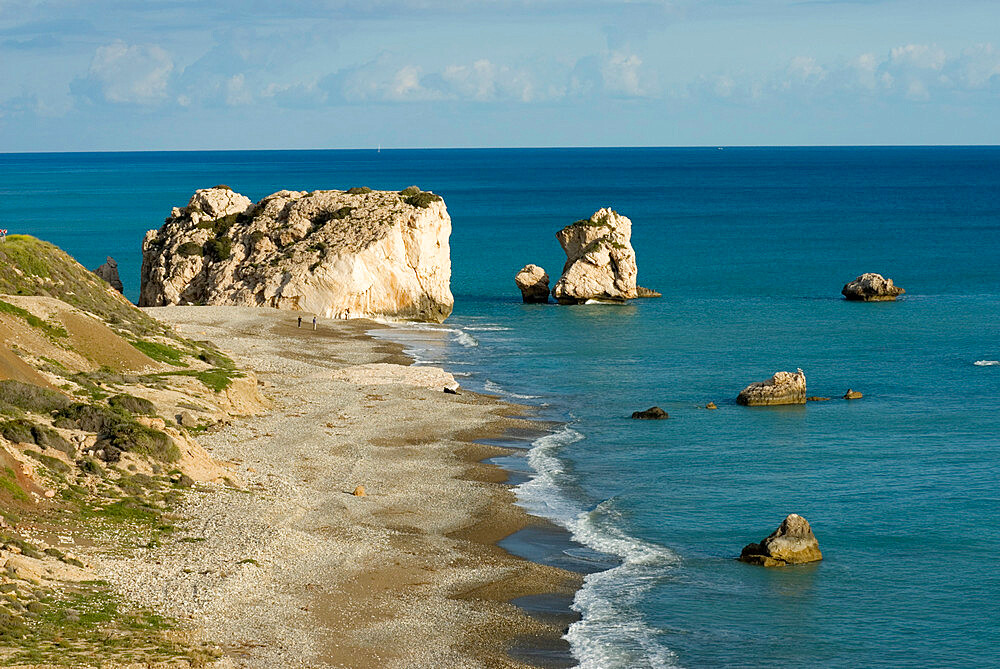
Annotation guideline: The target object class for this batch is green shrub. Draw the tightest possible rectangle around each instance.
[405,191,443,208]
[130,340,188,367]
[0,419,72,455]
[249,231,265,245]
[54,403,176,462]
[0,419,34,444]
[177,242,203,257]
[98,422,177,462]
[108,394,156,416]
[346,187,372,195]
[203,237,232,262]
[399,185,421,197]
[0,380,70,413]
[311,207,353,229]
[212,184,232,191]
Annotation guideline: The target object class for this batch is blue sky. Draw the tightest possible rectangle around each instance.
[1,0,998,150]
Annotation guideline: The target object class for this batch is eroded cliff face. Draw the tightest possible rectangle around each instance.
[140,186,454,322]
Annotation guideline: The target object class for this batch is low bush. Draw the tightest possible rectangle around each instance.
[0,380,70,413]
[405,191,443,208]
[177,242,203,257]
[399,185,421,197]
[346,187,372,195]
[0,419,74,455]
[203,237,232,262]
[53,403,176,462]
[108,394,157,416]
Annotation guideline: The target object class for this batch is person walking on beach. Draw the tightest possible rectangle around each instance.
[297,316,302,328]
[312,316,317,330]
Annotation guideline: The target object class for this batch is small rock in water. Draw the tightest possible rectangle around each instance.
[739,513,823,567]
[843,389,863,400]
[736,369,807,406]
[352,485,366,497]
[631,407,668,420]
[636,286,662,298]
[515,264,551,303]
[705,402,717,410]
[841,272,904,301]
[807,396,831,402]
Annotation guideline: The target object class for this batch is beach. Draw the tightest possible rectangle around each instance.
[98,306,580,668]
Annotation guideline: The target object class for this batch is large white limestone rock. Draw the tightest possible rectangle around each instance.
[551,208,639,304]
[140,186,454,322]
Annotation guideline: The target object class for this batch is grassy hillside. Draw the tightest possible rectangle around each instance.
[0,235,163,338]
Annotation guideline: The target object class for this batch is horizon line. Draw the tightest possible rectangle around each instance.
[2,143,999,156]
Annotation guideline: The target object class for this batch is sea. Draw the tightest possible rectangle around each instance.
[2,147,999,668]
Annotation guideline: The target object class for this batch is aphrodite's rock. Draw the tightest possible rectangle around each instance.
[736,369,806,406]
[140,186,453,323]
[631,406,668,419]
[842,273,905,301]
[843,389,863,400]
[93,256,124,294]
[551,208,647,304]
[515,264,550,303]
[739,513,823,567]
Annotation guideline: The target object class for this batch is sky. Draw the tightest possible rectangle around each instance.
[0,0,998,150]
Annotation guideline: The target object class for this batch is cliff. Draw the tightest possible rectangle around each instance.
[140,185,454,322]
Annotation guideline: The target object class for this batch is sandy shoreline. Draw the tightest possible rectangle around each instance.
[99,306,580,668]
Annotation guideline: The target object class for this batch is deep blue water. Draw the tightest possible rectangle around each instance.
[3,147,999,668]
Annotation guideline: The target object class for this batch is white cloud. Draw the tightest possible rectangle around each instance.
[693,42,1000,105]
[79,41,173,105]
[601,51,646,96]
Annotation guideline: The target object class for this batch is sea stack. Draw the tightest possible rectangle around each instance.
[842,273,905,301]
[736,369,807,406]
[93,256,124,294]
[739,514,823,567]
[139,186,454,322]
[551,208,645,304]
[515,264,550,303]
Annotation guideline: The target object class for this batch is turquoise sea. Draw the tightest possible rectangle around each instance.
[3,147,999,668]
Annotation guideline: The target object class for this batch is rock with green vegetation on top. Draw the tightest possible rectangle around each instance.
[140,185,453,322]
[551,208,652,304]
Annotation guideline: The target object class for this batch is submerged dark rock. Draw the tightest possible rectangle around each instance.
[631,406,668,420]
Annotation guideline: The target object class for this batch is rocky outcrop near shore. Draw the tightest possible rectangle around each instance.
[739,514,823,567]
[92,256,124,294]
[736,369,807,406]
[551,208,640,304]
[140,185,454,322]
[515,264,550,303]
[842,273,905,301]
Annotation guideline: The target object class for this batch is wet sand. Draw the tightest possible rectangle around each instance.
[104,306,581,668]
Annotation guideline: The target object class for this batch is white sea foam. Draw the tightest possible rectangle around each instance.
[483,379,540,400]
[463,325,512,331]
[516,427,679,668]
[452,329,479,348]
[974,360,999,366]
